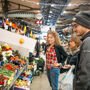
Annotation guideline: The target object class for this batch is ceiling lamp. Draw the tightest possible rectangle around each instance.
[57,21,61,23]
[48,15,51,17]
[51,4,55,7]
[36,3,39,5]
[68,3,72,6]
[37,10,41,13]
[36,13,43,19]
[50,11,52,13]
[63,11,67,14]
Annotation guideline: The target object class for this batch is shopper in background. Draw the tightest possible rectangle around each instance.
[41,42,46,54]
[72,11,90,90]
[45,30,68,90]
[34,38,40,57]
[62,36,82,72]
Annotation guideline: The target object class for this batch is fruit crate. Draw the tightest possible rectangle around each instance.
[14,86,25,90]
[14,86,30,90]
[3,63,28,90]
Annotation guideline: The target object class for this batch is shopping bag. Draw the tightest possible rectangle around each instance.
[59,65,75,90]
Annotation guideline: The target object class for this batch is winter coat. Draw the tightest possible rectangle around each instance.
[74,31,90,90]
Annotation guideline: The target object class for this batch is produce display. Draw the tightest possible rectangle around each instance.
[0,68,15,77]
[14,70,33,89]
[0,43,42,90]
[15,79,29,87]
[0,43,29,89]
[0,44,12,51]
[9,56,26,66]
[0,75,9,87]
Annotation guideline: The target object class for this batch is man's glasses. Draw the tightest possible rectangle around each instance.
[68,24,79,32]
[72,24,79,29]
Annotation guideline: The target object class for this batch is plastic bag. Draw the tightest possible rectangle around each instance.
[59,65,75,90]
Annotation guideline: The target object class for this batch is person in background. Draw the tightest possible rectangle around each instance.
[45,30,68,90]
[62,36,82,72]
[34,38,40,57]
[72,11,90,90]
[42,42,46,50]
[41,42,46,54]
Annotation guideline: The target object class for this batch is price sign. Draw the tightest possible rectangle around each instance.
[36,20,42,24]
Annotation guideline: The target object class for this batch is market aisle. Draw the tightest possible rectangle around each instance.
[30,71,66,90]
[30,71,52,90]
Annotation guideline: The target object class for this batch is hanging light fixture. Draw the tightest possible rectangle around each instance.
[36,13,43,19]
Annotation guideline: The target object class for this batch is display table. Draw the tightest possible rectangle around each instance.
[0,28,36,90]
[3,63,28,90]
[0,28,36,57]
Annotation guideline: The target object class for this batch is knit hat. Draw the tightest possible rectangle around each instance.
[73,11,90,29]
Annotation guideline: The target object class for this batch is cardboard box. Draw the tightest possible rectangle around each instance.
[27,65,33,70]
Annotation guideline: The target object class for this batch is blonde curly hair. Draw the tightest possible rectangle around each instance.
[46,30,61,46]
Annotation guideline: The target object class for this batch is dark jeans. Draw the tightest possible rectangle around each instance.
[47,67,60,90]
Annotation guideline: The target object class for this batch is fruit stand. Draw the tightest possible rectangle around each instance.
[4,63,28,90]
[0,28,36,90]
[0,42,35,90]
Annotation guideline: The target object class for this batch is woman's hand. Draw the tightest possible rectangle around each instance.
[33,51,37,56]
[62,65,71,69]
[53,63,62,68]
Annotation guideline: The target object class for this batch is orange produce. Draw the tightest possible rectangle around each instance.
[19,38,24,44]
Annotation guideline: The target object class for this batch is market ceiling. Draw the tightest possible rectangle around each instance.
[56,0,90,31]
[0,0,90,33]
[0,0,41,34]
[40,0,70,26]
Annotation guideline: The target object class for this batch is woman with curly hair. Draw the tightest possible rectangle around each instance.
[45,30,68,90]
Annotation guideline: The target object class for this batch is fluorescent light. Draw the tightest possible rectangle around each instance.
[57,21,61,23]
[63,11,67,13]
[37,10,40,13]
[50,11,52,13]
[49,15,51,17]
[36,3,39,5]
[51,4,55,7]
[68,3,72,6]
[57,21,59,23]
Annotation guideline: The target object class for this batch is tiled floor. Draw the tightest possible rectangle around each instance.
[30,71,66,90]
[30,72,51,90]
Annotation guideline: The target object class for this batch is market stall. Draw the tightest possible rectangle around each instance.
[0,28,36,57]
[0,28,37,90]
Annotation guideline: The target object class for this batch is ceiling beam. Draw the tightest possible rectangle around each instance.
[7,1,40,13]
[62,14,75,18]
[8,1,33,9]
[8,13,35,18]
[8,8,40,12]
[8,8,40,14]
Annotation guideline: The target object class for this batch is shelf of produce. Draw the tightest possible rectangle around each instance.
[14,81,31,90]
[14,86,30,90]
[4,63,28,90]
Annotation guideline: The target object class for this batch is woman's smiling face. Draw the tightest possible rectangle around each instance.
[47,34,55,45]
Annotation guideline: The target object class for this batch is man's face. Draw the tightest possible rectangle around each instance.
[72,22,85,37]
